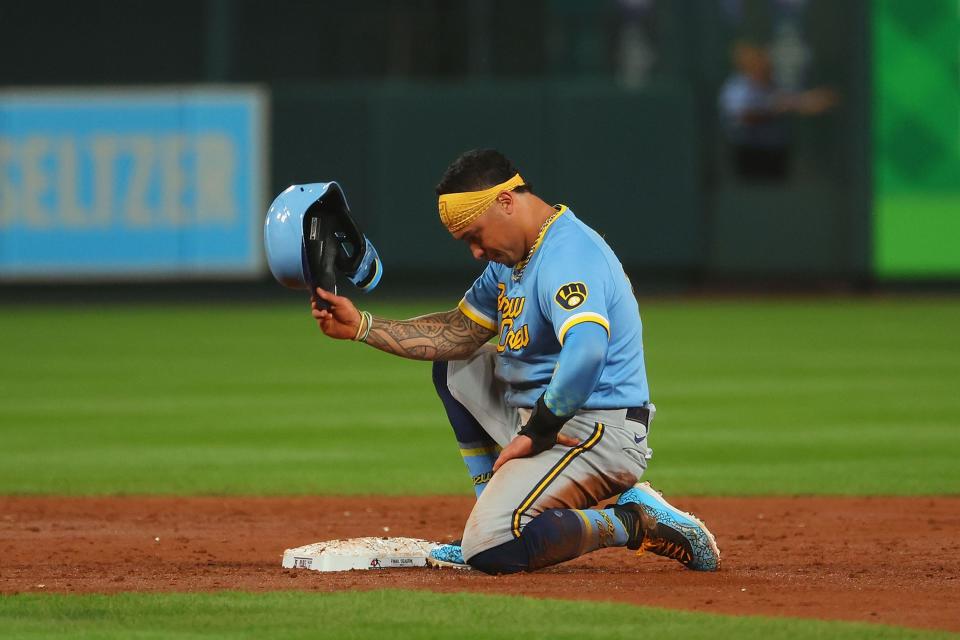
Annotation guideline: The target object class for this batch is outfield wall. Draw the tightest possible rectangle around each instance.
[0,88,267,280]
[2,77,871,284]
[10,1,948,286]
[872,0,960,279]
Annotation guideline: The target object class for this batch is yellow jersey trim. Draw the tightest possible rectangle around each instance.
[458,297,497,331]
[557,312,611,345]
[511,205,567,280]
[534,205,567,253]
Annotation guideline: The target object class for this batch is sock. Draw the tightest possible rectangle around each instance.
[432,361,499,496]
[469,508,631,574]
[458,441,499,497]
[609,504,643,546]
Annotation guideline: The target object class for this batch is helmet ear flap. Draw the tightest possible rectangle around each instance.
[345,237,382,292]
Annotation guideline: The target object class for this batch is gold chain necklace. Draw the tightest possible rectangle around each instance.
[512,209,561,282]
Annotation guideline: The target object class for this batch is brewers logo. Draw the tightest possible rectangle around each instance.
[555,282,588,310]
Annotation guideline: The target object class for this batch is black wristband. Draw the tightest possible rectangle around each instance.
[517,394,571,455]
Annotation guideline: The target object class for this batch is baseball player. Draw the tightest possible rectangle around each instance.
[310,149,720,574]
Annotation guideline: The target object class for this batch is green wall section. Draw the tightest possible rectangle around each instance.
[874,0,960,278]
[272,81,702,278]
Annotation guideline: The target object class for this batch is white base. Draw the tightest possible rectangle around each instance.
[282,537,441,572]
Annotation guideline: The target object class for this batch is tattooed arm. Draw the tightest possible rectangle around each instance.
[311,287,495,360]
[363,308,494,360]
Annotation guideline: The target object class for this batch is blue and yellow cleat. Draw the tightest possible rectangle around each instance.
[426,543,472,570]
[616,482,721,571]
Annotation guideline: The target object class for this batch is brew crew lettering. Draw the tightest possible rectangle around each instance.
[497,283,525,318]
[498,319,530,352]
[496,283,530,353]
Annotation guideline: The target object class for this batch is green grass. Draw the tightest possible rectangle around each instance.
[0,590,953,639]
[1,298,958,495]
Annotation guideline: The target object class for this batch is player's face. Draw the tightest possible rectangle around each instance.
[453,204,524,266]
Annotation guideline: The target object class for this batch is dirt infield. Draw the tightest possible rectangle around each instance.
[2,495,958,632]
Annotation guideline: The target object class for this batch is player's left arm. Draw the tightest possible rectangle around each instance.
[537,268,614,419]
[542,322,609,416]
[492,323,609,471]
[493,265,613,471]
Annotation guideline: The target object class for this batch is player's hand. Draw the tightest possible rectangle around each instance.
[492,432,579,473]
[311,287,362,340]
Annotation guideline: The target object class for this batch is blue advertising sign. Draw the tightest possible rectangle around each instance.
[0,88,267,279]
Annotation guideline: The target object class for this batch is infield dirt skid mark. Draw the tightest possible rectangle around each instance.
[1,495,958,633]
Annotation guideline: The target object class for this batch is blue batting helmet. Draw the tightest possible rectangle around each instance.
[264,182,382,293]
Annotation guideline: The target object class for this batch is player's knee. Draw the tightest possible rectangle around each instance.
[466,538,529,575]
[431,361,449,395]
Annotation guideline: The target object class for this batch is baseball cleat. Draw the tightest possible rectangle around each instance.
[616,482,721,571]
[426,543,472,570]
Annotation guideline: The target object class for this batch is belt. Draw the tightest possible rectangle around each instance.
[626,406,651,427]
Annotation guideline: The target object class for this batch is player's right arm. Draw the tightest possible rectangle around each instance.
[364,308,495,360]
[311,287,494,360]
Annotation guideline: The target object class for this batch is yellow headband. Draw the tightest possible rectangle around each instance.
[438,174,526,233]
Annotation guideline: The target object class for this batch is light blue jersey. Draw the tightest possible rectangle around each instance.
[458,206,649,409]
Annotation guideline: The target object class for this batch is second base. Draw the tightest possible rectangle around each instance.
[282,537,441,572]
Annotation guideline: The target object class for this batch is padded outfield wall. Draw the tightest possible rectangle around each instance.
[873,0,960,279]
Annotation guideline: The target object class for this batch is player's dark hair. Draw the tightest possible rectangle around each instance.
[435,149,533,196]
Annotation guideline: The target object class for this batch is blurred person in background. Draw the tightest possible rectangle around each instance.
[719,40,837,182]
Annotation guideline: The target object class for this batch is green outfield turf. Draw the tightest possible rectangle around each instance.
[1,298,958,496]
[0,590,953,640]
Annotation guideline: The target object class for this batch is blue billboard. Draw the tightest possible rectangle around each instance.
[0,88,266,279]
